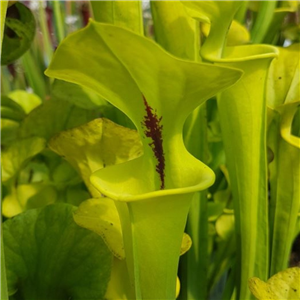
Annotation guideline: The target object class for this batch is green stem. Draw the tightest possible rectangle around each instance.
[234,1,249,24]
[208,235,235,294]
[21,51,47,100]
[250,1,277,43]
[52,1,65,44]
[38,1,53,65]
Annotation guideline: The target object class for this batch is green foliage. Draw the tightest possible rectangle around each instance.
[3,204,112,300]
[1,1,299,300]
[1,2,35,65]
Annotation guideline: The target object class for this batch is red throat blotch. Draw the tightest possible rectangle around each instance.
[142,95,165,189]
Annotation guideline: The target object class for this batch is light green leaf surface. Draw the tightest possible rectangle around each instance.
[268,44,299,110]
[151,1,199,61]
[267,44,300,275]
[45,21,241,196]
[268,120,300,275]
[49,118,143,197]
[8,90,42,114]
[3,204,112,300]
[51,80,108,110]
[216,45,278,300]
[1,2,35,65]
[1,137,46,182]
[91,1,143,35]
[45,21,242,299]
[249,267,300,300]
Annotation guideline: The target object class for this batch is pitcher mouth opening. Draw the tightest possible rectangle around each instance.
[90,161,215,202]
[204,44,279,63]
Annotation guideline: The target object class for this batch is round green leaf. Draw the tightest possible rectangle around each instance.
[3,203,112,300]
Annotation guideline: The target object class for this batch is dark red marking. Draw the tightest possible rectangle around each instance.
[142,95,165,189]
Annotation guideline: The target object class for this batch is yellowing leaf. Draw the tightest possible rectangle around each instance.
[249,267,300,300]
[268,44,299,110]
[180,233,192,256]
[49,118,142,197]
[73,198,125,259]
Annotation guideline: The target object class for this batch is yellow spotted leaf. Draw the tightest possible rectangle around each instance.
[249,267,300,300]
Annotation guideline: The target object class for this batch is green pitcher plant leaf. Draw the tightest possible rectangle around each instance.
[1,2,36,65]
[182,1,243,59]
[45,21,241,195]
[268,117,300,275]
[183,2,279,298]
[3,203,112,300]
[51,80,109,110]
[268,44,299,111]
[249,267,300,300]
[90,1,143,35]
[267,44,300,276]
[45,20,242,299]
[74,197,193,260]
[49,118,143,197]
[151,1,200,61]
[214,45,278,300]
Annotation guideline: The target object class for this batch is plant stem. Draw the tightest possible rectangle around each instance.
[251,1,277,43]
[52,1,65,44]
